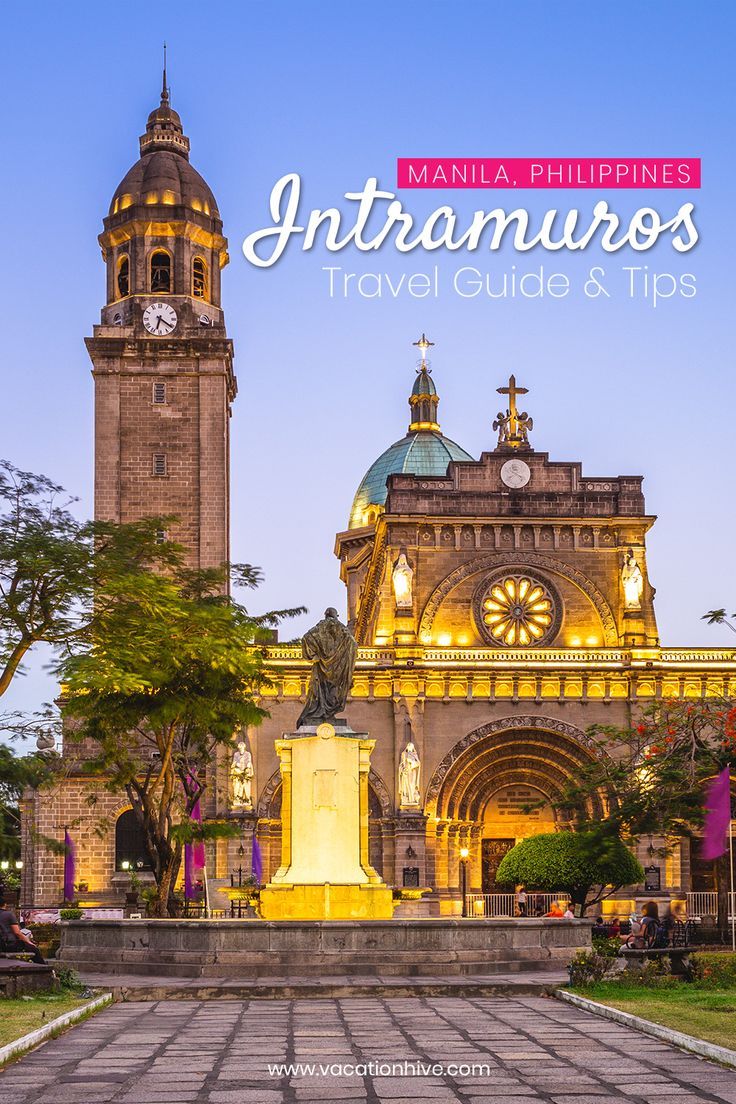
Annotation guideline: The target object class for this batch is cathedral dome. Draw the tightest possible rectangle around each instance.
[108,70,219,219]
[349,431,473,528]
[110,151,219,218]
[348,337,474,528]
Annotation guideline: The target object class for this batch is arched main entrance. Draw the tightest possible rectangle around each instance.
[424,717,605,909]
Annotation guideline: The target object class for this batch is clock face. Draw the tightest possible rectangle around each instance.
[500,458,531,489]
[143,302,178,335]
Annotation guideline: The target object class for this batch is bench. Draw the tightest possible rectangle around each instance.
[620,946,693,979]
[0,958,57,996]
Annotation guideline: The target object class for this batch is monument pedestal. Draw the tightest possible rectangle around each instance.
[259,724,394,921]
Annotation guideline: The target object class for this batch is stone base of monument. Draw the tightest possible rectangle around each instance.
[259,883,394,921]
[57,918,591,978]
[259,725,395,921]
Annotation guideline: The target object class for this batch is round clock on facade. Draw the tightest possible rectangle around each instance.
[143,302,178,335]
[500,458,531,489]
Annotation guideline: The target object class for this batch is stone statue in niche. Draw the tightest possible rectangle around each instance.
[399,741,422,807]
[297,608,358,728]
[622,548,644,610]
[392,552,413,609]
[231,737,254,808]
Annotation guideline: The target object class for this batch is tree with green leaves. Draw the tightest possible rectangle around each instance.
[58,526,302,917]
[496,831,644,914]
[0,744,52,885]
[0,461,90,698]
[545,696,736,930]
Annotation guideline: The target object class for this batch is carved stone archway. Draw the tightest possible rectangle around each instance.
[424,714,604,818]
[257,766,393,819]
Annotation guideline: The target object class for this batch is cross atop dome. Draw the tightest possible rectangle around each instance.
[493,374,534,450]
[412,333,435,367]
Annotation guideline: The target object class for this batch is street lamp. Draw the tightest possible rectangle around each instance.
[460,847,470,917]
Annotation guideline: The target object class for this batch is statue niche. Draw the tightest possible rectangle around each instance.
[621,548,644,610]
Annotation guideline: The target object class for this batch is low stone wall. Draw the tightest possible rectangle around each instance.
[58,918,591,978]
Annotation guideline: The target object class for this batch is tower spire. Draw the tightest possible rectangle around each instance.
[161,42,169,104]
[408,333,440,433]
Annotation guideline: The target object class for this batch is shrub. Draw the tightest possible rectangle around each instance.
[496,831,643,913]
[691,952,736,988]
[568,951,617,986]
[59,908,83,920]
[53,965,81,991]
[592,934,620,958]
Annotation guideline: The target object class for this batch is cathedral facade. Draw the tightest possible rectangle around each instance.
[20,82,736,915]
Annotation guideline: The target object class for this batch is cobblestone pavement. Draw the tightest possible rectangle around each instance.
[2,996,736,1104]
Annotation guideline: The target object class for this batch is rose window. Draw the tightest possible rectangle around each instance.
[480,575,556,646]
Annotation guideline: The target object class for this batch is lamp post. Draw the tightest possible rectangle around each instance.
[460,847,469,917]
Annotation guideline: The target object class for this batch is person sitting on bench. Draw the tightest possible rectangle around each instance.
[0,895,45,964]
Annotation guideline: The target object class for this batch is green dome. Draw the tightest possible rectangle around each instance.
[349,431,473,528]
[411,367,437,397]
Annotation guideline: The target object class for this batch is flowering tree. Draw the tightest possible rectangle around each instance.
[549,697,736,934]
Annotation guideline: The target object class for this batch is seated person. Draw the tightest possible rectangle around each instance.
[0,895,46,964]
[607,916,621,937]
[640,900,666,947]
[563,904,575,920]
[545,901,565,918]
[621,912,644,949]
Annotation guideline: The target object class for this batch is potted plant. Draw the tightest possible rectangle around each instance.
[126,869,143,905]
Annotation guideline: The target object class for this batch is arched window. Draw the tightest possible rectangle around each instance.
[115,809,151,870]
[150,250,171,293]
[116,254,130,298]
[192,257,207,299]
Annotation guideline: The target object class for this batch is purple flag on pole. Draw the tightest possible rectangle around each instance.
[191,795,206,869]
[702,766,732,860]
[251,835,263,885]
[184,842,194,899]
[63,829,76,902]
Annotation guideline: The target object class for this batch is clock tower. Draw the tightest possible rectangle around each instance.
[87,69,237,569]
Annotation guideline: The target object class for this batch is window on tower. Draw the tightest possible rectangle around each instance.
[117,254,130,298]
[150,251,171,293]
[192,257,207,299]
[152,453,168,477]
[152,382,167,405]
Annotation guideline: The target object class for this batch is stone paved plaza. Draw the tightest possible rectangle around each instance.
[2,996,736,1103]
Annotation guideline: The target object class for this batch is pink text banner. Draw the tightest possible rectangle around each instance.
[397,158,701,189]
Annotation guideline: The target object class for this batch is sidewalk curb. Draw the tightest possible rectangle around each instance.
[0,992,113,1067]
[555,988,736,1069]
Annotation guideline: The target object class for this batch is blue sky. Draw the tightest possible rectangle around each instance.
[2,0,735,720]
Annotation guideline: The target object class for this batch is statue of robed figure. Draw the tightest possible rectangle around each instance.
[296,608,358,728]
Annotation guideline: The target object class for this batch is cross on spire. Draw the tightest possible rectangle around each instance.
[412,333,434,366]
[493,374,534,449]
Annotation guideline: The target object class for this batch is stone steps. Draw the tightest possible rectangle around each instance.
[78,970,568,1001]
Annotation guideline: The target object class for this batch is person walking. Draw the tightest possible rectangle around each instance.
[516,885,528,917]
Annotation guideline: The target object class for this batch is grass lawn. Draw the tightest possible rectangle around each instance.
[571,982,736,1051]
[0,993,93,1049]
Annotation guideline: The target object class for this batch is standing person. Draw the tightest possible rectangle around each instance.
[0,895,46,964]
[516,884,528,917]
